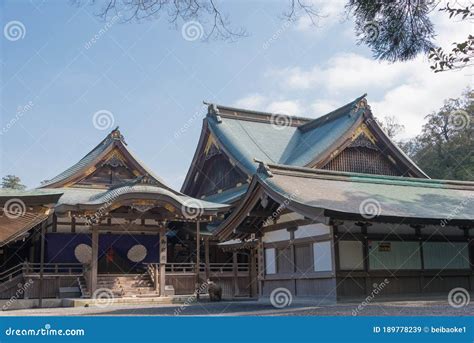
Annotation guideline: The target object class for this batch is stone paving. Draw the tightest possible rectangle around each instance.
[1,298,473,316]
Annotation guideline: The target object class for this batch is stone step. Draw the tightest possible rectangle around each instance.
[97,275,149,280]
[79,274,160,299]
[96,281,153,286]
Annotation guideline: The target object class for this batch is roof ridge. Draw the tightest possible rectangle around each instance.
[298,94,367,133]
[39,130,118,188]
[261,162,474,190]
[204,94,368,131]
[39,127,171,190]
[204,102,312,125]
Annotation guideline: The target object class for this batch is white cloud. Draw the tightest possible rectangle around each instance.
[370,68,470,138]
[431,0,473,47]
[266,100,302,115]
[311,99,339,116]
[269,53,416,93]
[267,52,471,137]
[238,4,473,138]
[233,93,267,109]
[294,0,347,33]
[233,94,302,115]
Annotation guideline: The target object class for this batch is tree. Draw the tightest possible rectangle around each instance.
[77,0,472,71]
[376,115,405,139]
[1,175,26,190]
[75,0,322,41]
[346,0,436,62]
[400,89,473,180]
[429,3,474,72]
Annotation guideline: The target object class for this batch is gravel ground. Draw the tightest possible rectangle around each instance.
[1,298,473,316]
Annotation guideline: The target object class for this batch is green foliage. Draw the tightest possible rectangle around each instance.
[346,0,436,62]
[1,175,26,190]
[429,2,473,72]
[400,90,473,180]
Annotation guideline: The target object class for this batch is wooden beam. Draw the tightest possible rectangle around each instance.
[235,225,259,234]
[248,210,272,217]
[262,219,311,233]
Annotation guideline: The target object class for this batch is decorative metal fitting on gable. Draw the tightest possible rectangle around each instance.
[135,174,160,186]
[110,126,126,144]
[254,159,273,177]
[350,95,370,116]
[208,103,222,123]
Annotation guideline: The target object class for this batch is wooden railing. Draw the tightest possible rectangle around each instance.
[0,262,84,287]
[143,262,249,274]
[0,263,24,284]
[23,263,84,276]
[207,263,249,273]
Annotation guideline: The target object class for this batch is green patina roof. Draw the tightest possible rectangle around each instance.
[41,183,228,215]
[206,95,367,175]
[201,184,248,204]
[259,164,474,222]
[39,127,169,189]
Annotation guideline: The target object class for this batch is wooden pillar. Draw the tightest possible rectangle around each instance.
[232,250,239,297]
[357,222,371,296]
[204,238,210,280]
[52,214,57,233]
[332,224,340,272]
[412,224,425,294]
[469,236,474,291]
[154,263,159,292]
[257,235,264,297]
[287,227,297,293]
[159,225,167,297]
[249,247,257,297]
[195,221,201,297]
[38,221,46,308]
[287,228,296,272]
[90,227,99,296]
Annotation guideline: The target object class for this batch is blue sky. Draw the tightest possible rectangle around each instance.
[1,0,472,190]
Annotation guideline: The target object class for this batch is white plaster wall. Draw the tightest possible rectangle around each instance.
[313,241,333,272]
[295,223,330,239]
[339,240,364,270]
[264,248,276,274]
[263,229,290,243]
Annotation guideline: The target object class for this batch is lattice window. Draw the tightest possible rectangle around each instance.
[322,147,401,176]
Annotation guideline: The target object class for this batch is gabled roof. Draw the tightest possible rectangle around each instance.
[47,176,229,216]
[200,183,248,204]
[214,163,473,240]
[182,95,427,194]
[40,127,171,190]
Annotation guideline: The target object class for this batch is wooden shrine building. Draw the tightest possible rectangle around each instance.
[0,128,252,302]
[182,95,474,301]
[0,94,473,304]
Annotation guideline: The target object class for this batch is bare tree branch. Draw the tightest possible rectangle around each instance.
[75,0,326,41]
[282,0,323,25]
[74,0,247,41]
